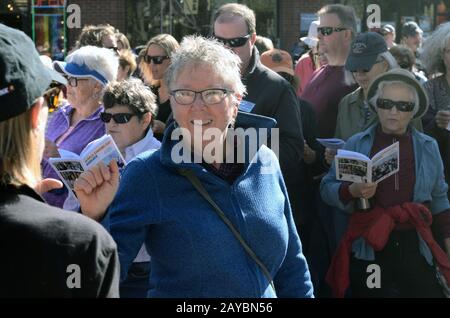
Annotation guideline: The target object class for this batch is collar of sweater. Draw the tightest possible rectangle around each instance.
[159,111,276,171]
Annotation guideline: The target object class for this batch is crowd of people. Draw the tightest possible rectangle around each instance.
[1,2,450,298]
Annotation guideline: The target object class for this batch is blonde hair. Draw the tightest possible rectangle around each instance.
[139,34,180,86]
[0,107,41,188]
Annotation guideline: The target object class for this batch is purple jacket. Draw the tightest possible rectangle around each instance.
[42,104,105,208]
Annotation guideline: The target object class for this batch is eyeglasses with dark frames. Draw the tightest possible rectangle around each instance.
[67,77,89,87]
[100,112,138,124]
[213,34,251,48]
[376,98,415,112]
[170,88,234,105]
[144,55,170,64]
[317,27,347,36]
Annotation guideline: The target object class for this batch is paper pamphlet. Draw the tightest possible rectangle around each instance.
[49,134,126,196]
[335,142,399,184]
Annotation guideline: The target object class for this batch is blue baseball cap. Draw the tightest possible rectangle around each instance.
[345,32,387,72]
[53,61,108,86]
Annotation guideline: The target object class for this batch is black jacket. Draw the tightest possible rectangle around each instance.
[240,47,304,186]
[0,184,120,297]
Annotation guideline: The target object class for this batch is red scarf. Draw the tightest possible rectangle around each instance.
[326,202,450,298]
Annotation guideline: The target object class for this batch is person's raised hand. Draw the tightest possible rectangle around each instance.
[75,160,120,221]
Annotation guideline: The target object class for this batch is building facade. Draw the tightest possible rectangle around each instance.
[0,0,446,59]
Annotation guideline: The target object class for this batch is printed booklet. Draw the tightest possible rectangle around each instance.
[49,134,126,196]
[335,142,399,183]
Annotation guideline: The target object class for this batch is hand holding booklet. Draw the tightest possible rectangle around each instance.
[316,138,346,150]
[49,134,126,196]
[335,142,399,184]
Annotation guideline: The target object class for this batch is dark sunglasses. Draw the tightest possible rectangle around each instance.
[100,112,137,124]
[317,27,347,36]
[376,98,415,112]
[144,55,169,64]
[213,34,251,48]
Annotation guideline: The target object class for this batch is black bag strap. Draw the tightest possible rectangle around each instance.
[178,168,276,293]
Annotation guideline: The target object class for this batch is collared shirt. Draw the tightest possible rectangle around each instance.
[124,128,161,161]
[42,104,106,208]
[335,87,423,141]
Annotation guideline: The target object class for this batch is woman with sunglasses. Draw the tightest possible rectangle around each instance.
[41,45,118,208]
[321,69,450,298]
[64,79,160,298]
[139,34,180,141]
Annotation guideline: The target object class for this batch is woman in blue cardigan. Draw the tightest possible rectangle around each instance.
[75,35,313,298]
[320,69,450,298]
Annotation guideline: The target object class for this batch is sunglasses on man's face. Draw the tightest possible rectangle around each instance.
[144,55,169,64]
[100,112,137,124]
[376,98,415,112]
[213,34,251,48]
[317,27,347,36]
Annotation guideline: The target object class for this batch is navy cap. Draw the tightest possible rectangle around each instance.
[345,32,387,72]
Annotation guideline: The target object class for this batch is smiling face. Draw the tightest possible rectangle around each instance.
[170,64,239,156]
[104,104,151,153]
[376,83,416,135]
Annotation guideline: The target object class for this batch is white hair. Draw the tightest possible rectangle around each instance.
[66,45,118,84]
[164,35,246,97]
[369,80,420,116]
[421,22,450,75]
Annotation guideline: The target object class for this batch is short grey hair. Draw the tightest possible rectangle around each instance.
[421,22,450,75]
[344,51,399,86]
[66,45,118,84]
[103,79,157,126]
[214,3,256,34]
[318,4,357,39]
[164,35,246,97]
[369,80,420,116]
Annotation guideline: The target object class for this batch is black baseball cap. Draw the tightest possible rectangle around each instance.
[345,32,387,72]
[0,23,67,122]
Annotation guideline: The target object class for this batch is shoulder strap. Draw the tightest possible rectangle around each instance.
[177,168,276,293]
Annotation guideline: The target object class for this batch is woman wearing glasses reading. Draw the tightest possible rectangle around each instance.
[75,35,314,298]
[139,34,180,141]
[320,69,450,298]
[65,79,160,298]
[41,46,118,208]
